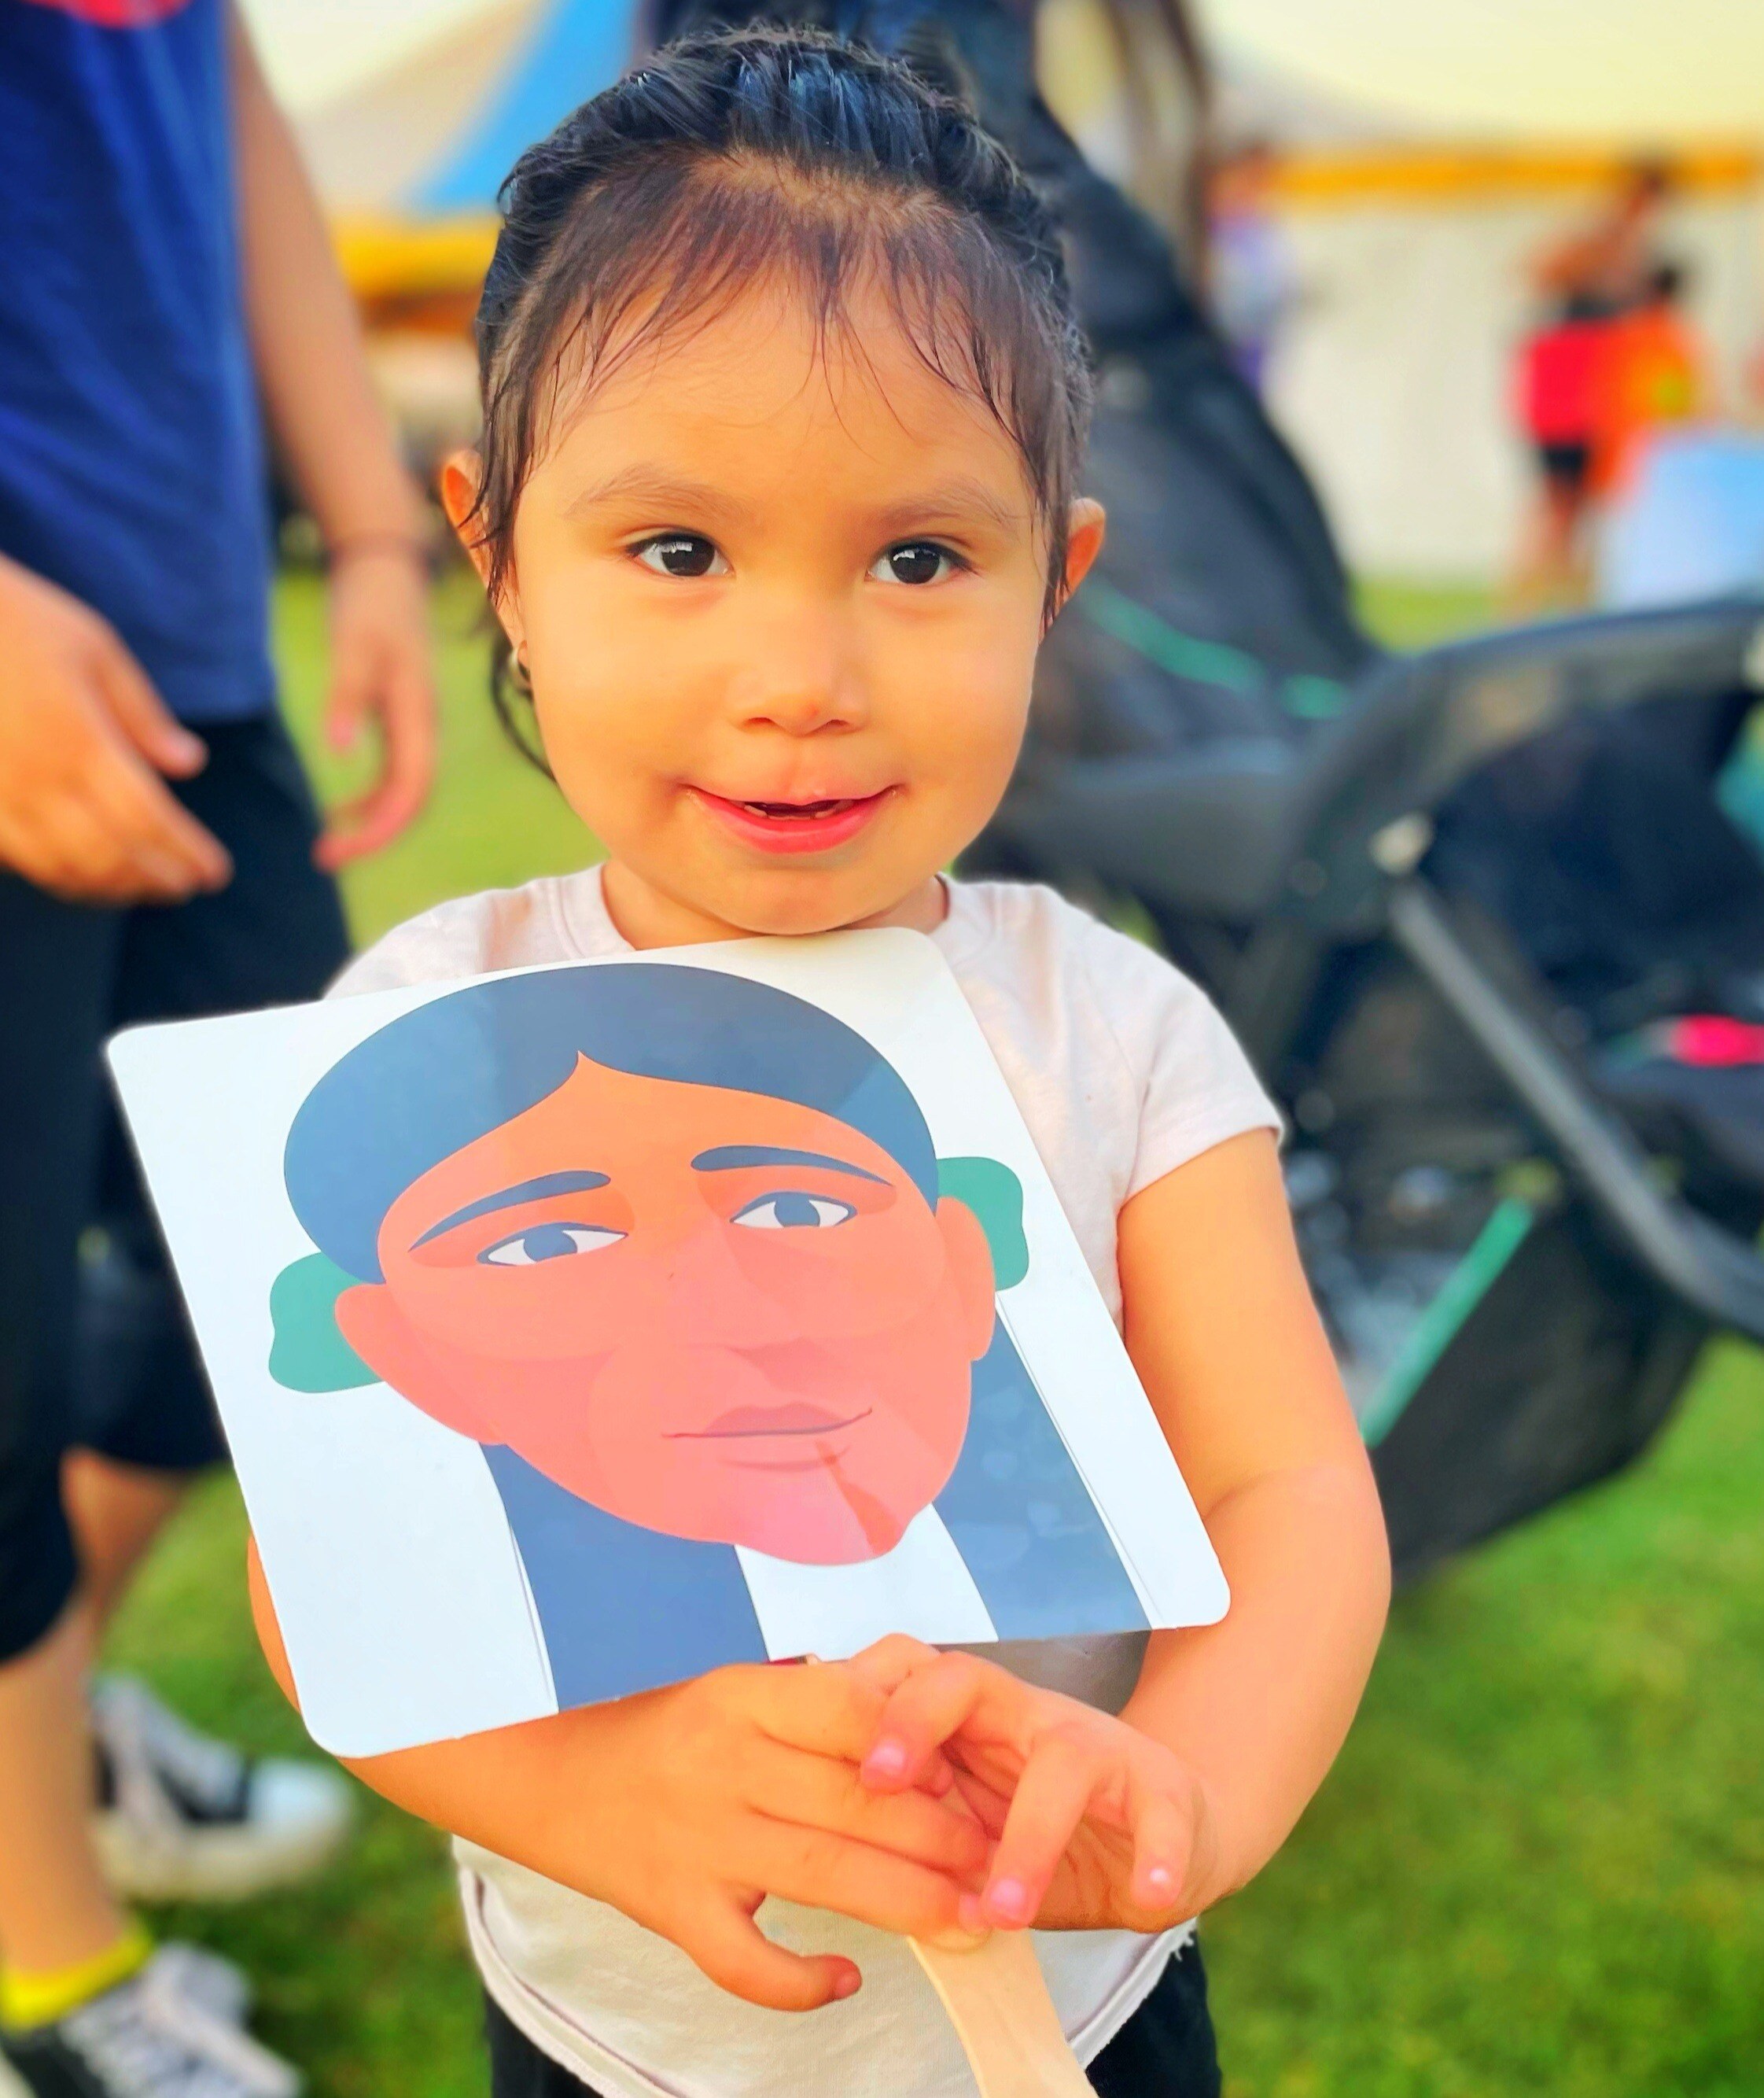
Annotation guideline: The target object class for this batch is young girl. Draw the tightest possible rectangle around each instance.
[249,28,1389,2096]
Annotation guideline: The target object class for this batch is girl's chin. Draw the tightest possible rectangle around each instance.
[671,867,939,942]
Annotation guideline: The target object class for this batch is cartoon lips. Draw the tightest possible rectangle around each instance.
[677,1403,873,1440]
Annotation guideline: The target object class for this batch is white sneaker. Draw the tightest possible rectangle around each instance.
[0,1947,299,2098]
[145,1948,252,2029]
[90,1678,351,1904]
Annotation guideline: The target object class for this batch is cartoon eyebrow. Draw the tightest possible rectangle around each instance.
[690,1145,889,1184]
[410,1170,612,1248]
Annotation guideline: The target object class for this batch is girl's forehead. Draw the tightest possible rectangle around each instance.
[532,275,1037,514]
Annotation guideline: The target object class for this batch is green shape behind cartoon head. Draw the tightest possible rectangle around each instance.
[937,1156,1028,1290]
[268,1252,376,1393]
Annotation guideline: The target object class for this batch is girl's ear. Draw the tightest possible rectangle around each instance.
[439,450,488,579]
[1059,497,1107,608]
[439,449,528,666]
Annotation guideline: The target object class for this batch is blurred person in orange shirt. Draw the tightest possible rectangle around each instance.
[1510,160,1674,609]
[1596,261,1710,497]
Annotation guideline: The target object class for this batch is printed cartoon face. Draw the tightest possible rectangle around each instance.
[333,1055,997,1564]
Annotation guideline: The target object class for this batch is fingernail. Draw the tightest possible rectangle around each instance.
[926,1924,990,1952]
[864,1739,909,1782]
[833,1970,861,1999]
[986,1878,1033,1925]
[1146,1865,1176,1900]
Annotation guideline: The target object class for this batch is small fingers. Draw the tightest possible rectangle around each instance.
[842,1634,941,1698]
[743,1746,989,1879]
[753,1823,970,1944]
[687,1893,860,2012]
[744,1661,888,1765]
[860,1653,1014,1794]
[979,1731,1101,1928]
[1125,1766,1195,1921]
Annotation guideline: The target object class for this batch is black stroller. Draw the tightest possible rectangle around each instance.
[660,0,1764,1580]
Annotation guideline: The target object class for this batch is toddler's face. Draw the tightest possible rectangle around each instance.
[450,279,1101,944]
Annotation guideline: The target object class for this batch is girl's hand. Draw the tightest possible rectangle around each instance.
[251,1541,983,2011]
[565,1660,990,2004]
[850,1639,1223,1937]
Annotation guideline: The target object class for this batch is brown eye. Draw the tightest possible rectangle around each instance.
[871,542,956,586]
[635,534,728,579]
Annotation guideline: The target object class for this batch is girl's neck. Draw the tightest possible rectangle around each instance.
[598,861,949,950]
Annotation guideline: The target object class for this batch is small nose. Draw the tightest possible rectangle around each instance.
[729,600,867,737]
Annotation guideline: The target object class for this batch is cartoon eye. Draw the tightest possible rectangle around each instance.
[731,1193,856,1230]
[478,1222,626,1267]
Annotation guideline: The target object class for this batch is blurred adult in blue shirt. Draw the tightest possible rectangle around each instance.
[0,6,436,2093]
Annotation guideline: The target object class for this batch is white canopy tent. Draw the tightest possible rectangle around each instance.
[1046,0,1764,581]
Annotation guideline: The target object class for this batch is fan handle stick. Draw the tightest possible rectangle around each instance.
[910,1933,1095,2098]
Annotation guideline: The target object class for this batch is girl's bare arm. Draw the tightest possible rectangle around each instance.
[1115,1128,1390,1901]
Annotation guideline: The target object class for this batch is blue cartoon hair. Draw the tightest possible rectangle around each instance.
[272,963,1025,1392]
[285,964,942,1283]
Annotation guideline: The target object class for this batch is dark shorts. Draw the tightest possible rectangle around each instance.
[1537,440,1593,497]
[484,1939,1221,2097]
[0,711,348,1663]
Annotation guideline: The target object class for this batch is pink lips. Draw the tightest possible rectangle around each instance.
[676,1403,872,1440]
[690,787,892,855]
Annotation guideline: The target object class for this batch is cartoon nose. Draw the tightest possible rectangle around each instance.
[661,1219,798,1347]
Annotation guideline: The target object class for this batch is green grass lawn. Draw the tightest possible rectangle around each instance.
[101,573,1764,2095]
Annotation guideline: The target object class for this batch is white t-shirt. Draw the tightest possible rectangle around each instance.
[333,868,1280,2098]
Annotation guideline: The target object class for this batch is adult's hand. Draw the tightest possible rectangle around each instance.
[0,555,232,904]
[313,544,437,871]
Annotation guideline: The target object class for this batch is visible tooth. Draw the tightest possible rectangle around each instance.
[740,798,856,817]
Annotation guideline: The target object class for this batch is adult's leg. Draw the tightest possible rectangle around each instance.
[61,1451,189,1631]
[84,711,349,1529]
[0,873,130,1972]
[73,713,353,1912]
[1507,451,1592,614]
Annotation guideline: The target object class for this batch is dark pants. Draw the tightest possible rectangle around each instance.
[0,712,348,1663]
[484,1941,1221,2097]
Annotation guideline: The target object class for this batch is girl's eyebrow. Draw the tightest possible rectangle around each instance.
[868,477,1027,538]
[560,468,1023,538]
[562,466,743,526]
[411,1170,612,1248]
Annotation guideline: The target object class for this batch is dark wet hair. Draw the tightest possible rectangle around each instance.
[284,964,937,1282]
[465,25,1092,758]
